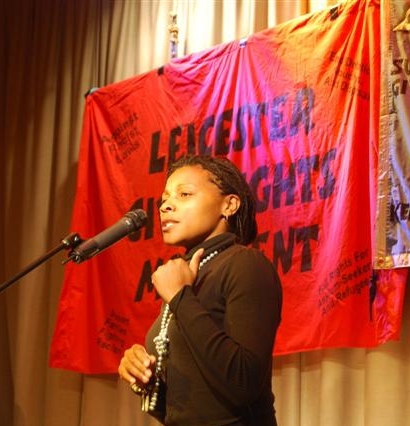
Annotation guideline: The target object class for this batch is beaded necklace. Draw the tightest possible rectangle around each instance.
[140,249,219,412]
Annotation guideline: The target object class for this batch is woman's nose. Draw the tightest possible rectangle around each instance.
[160,199,175,212]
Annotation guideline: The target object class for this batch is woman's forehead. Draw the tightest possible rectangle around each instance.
[167,165,214,183]
[163,165,222,194]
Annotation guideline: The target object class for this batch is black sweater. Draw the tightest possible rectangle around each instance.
[146,233,282,426]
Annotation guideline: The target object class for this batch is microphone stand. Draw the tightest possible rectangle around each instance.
[0,233,83,294]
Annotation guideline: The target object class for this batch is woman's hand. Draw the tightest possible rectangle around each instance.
[118,344,156,386]
[152,248,204,303]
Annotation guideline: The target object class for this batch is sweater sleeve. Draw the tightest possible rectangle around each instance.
[168,248,282,407]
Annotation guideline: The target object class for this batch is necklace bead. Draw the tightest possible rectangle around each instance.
[198,250,219,269]
[144,248,220,412]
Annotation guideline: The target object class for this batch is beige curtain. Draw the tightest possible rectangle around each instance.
[1,1,409,425]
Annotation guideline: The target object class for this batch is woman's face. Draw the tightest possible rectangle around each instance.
[159,165,234,249]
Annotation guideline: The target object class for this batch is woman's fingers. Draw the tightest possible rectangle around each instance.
[118,344,155,384]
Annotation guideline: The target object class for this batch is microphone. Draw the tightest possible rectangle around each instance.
[65,209,147,264]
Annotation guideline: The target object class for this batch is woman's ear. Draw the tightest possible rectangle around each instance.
[223,194,241,218]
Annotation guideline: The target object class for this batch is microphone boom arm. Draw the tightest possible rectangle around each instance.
[0,233,83,294]
[0,208,147,293]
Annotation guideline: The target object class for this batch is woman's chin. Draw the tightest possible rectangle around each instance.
[162,234,180,246]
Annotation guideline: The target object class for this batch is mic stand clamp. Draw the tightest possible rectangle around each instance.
[0,232,84,294]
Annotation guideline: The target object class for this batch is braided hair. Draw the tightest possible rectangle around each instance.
[167,155,257,245]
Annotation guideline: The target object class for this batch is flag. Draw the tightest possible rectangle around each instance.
[375,0,410,268]
[50,0,407,374]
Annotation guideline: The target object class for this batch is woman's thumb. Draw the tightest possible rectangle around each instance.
[189,248,205,274]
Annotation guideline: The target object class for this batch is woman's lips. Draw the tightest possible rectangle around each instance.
[161,220,178,231]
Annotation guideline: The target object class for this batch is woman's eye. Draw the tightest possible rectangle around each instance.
[180,192,191,198]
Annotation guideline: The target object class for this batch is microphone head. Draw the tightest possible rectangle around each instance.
[126,209,148,240]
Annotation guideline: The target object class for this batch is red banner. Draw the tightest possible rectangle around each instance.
[50,0,407,374]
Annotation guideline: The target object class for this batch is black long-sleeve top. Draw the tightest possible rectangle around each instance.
[146,232,282,426]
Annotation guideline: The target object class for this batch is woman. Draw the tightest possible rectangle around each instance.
[118,155,282,425]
